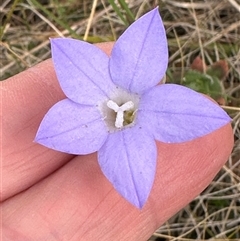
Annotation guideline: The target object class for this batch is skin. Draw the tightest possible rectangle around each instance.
[1,42,233,241]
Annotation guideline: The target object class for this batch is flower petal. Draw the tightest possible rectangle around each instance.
[51,38,116,105]
[98,126,157,208]
[35,99,108,154]
[138,84,231,143]
[109,8,168,94]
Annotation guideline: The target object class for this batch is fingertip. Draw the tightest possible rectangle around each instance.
[150,123,233,224]
[95,42,115,56]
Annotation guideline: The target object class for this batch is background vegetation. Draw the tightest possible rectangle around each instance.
[1,0,239,240]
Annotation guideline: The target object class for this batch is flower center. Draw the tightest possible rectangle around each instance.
[98,86,140,132]
[107,100,134,128]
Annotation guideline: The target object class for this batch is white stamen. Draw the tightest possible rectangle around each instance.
[107,100,134,128]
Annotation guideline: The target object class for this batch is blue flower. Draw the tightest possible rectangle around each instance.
[35,8,231,208]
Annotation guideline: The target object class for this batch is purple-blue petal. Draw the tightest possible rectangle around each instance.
[51,38,116,105]
[35,99,108,154]
[98,126,157,208]
[109,8,168,94]
[138,84,231,143]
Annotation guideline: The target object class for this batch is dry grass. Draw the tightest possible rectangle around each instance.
[1,0,240,240]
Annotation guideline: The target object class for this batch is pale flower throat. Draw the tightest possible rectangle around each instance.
[98,87,140,132]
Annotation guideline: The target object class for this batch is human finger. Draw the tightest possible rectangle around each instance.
[2,123,233,240]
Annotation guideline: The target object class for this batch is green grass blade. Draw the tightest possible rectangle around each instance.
[108,0,129,26]
[118,0,135,22]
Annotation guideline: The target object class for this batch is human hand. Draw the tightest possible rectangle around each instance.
[2,42,233,240]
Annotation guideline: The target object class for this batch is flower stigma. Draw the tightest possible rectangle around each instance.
[98,87,140,132]
[107,100,134,128]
